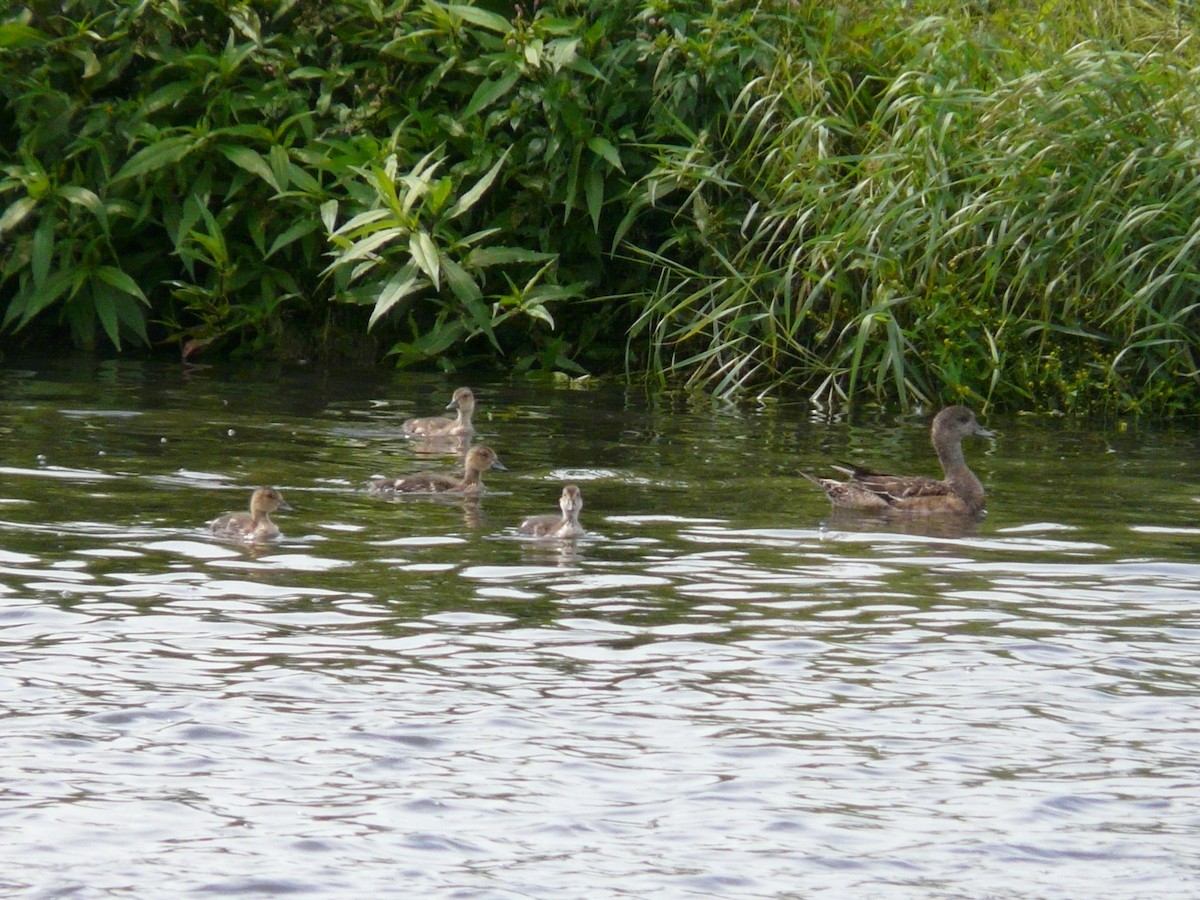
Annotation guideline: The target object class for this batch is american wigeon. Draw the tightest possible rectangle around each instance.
[369,445,507,495]
[401,387,476,437]
[210,486,292,541]
[518,484,585,538]
[802,405,994,515]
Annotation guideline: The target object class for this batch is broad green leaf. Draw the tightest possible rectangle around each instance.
[466,246,555,266]
[287,66,328,80]
[386,320,465,366]
[565,56,605,80]
[141,81,194,115]
[95,265,149,304]
[268,145,291,193]
[59,186,103,216]
[429,176,454,215]
[409,230,440,288]
[0,23,46,49]
[545,38,578,72]
[92,283,122,350]
[586,136,624,172]
[461,292,501,352]
[267,219,320,259]
[445,4,511,33]
[173,194,206,256]
[220,145,280,192]
[15,268,74,328]
[522,302,555,328]
[115,291,150,345]
[31,212,55,288]
[213,124,274,143]
[333,208,396,239]
[320,200,339,235]
[449,148,511,220]
[113,135,195,183]
[562,143,582,225]
[0,196,36,235]
[463,70,520,118]
[584,163,604,232]
[72,47,101,79]
[442,257,482,304]
[525,40,544,68]
[369,264,426,329]
[324,226,406,273]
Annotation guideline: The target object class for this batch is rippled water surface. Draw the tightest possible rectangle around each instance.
[2,358,1199,898]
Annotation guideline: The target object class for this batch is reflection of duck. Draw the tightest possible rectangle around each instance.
[210,487,292,541]
[519,484,585,538]
[402,387,475,437]
[822,507,983,540]
[369,445,507,495]
[803,406,994,515]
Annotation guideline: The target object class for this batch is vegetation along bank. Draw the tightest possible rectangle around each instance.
[3,0,1199,416]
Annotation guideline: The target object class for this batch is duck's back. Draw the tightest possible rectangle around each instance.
[211,511,252,536]
[518,513,565,536]
[210,512,280,540]
[370,472,463,494]
[401,415,467,437]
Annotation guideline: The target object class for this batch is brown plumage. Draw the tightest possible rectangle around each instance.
[802,406,994,515]
[518,484,585,538]
[369,445,507,496]
[209,487,292,541]
[401,387,476,437]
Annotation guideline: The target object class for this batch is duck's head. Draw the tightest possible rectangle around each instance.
[251,486,292,514]
[559,484,583,516]
[932,405,993,445]
[465,445,507,472]
[447,387,475,413]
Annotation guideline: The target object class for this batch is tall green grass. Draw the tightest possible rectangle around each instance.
[623,3,1200,414]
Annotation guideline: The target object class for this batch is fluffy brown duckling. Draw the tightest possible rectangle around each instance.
[518,484,585,538]
[209,486,292,541]
[802,405,994,515]
[369,445,507,496]
[401,386,476,437]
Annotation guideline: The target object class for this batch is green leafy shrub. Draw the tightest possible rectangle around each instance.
[3,0,1199,414]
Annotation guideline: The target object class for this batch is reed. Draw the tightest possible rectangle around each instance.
[623,3,1200,414]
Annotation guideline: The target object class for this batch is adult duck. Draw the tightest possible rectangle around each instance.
[802,405,994,515]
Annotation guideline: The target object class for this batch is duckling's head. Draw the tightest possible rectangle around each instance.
[932,405,993,445]
[465,445,507,473]
[559,484,583,515]
[251,486,292,515]
[448,387,475,412]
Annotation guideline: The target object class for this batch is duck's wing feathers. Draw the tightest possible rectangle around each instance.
[810,464,960,511]
[801,471,891,511]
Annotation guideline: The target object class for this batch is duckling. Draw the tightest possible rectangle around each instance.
[401,387,476,437]
[802,405,994,515]
[210,486,292,541]
[369,445,507,495]
[518,484,585,538]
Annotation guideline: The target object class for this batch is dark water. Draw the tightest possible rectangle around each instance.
[1,358,1198,898]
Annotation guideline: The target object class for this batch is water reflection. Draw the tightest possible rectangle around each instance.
[819,506,984,539]
[0,359,1198,897]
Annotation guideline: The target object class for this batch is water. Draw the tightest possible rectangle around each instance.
[1,357,1198,898]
